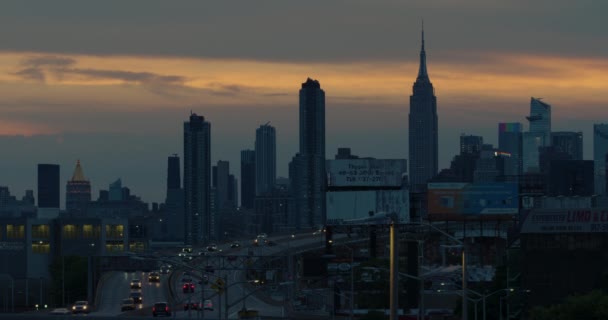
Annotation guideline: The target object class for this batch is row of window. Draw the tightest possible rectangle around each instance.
[0,224,125,240]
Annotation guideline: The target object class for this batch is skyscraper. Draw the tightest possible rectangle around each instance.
[498,122,523,176]
[551,132,583,161]
[255,124,276,196]
[167,154,181,190]
[165,154,184,241]
[527,97,551,145]
[594,124,608,195]
[460,135,483,155]
[240,150,256,209]
[183,113,211,244]
[216,160,230,209]
[66,160,91,214]
[37,164,60,208]
[292,78,326,229]
[409,26,438,191]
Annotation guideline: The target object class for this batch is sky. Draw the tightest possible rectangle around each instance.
[1,0,607,206]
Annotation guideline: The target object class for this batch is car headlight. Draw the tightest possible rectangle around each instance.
[72,306,76,310]
[83,306,87,310]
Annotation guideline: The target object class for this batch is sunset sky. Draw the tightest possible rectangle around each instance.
[1,0,607,206]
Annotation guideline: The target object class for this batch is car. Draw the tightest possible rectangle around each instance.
[230,241,241,248]
[205,265,214,273]
[203,299,213,311]
[160,265,171,274]
[121,298,135,311]
[182,282,195,293]
[183,301,200,310]
[71,301,90,314]
[206,243,218,251]
[181,275,193,283]
[148,272,160,282]
[152,302,171,317]
[130,291,143,304]
[198,274,209,285]
[130,279,142,289]
[266,240,277,246]
[257,233,268,239]
[49,308,71,315]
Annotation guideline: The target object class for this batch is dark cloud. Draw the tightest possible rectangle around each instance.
[0,1,605,63]
[62,68,186,85]
[22,56,76,67]
[12,67,45,81]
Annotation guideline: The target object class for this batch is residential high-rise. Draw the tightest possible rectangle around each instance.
[183,113,211,244]
[594,124,608,195]
[37,164,60,208]
[409,26,438,191]
[498,123,523,176]
[551,132,583,161]
[292,78,326,229]
[527,97,551,145]
[240,150,256,209]
[255,124,277,196]
[522,132,545,173]
[66,160,91,214]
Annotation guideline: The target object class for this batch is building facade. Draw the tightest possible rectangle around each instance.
[37,164,60,219]
[409,27,438,191]
[551,131,583,161]
[255,124,277,196]
[293,78,326,229]
[66,161,91,215]
[594,124,608,195]
[527,97,552,145]
[240,150,256,209]
[183,113,211,245]
[498,122,523,177]
[165,154,184,241]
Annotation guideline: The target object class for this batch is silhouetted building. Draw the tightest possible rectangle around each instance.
[108,179,123,201]
[527,97,551,145]
[409,26,438,191]
[253,189,294,234]
[292,78,326,229]
[522,132,544,173]
[66,160,91,215]
[228,174,238,208]
[165,154,184,241]
[460,135,483,155]
[546,160,594,196]
[335,148,359,160]
[594,124,608,195]
[499,122,523,176]
[240,150,256,209]
[37,164,60,209]
[539,146,572,176]
[183,113,212,244]
[449,153,477,182]
[255,124,276,196]
[0,187,36,217]
[551,132,583,161]
[216,160,230,210]
[167,154,181,190]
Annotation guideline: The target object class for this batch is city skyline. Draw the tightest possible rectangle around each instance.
[1,1,607,204]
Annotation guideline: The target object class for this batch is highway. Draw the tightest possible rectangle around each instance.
[93,271,166,316]
[93,231,329,318]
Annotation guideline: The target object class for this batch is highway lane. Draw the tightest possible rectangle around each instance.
[92,271,166,316]
[170,233,328,319]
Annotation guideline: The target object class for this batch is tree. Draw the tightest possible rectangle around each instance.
[529,291,608,320]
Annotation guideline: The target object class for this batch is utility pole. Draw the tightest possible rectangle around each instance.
[389,221,399,320]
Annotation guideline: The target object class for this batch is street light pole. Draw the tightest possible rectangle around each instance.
[389,221,399,320]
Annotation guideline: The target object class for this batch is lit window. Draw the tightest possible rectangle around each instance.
[32,225,50,239]
[7,224,25,239]
[32,241,50,254]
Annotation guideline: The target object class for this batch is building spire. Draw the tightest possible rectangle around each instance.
[71,160,87,182]
[417,19,429,81]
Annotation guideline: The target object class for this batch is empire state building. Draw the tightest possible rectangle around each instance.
[409,25,438,192]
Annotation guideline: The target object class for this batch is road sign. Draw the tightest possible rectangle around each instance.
[211,278,225,294]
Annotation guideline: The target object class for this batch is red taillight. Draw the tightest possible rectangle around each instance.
[165,306,169,312]
[152,307,155,312]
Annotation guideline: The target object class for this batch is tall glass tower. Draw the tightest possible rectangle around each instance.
[255,124,276,196]
[409,25,438,192]
[183,113,211,244]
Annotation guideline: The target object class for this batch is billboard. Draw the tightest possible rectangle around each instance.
[327,159,407,188]
[326,189,409,223]
[521,208,608,233]
[427,182,518,219]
